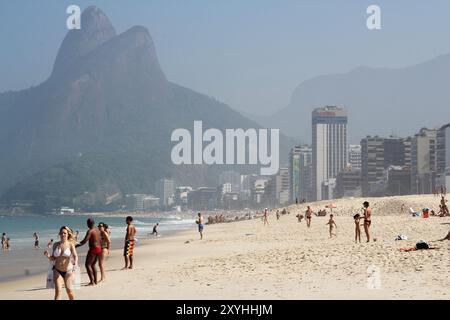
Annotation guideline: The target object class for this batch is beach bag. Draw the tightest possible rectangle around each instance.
[415,240,429,250]
[46,262,54,289]
[73,264,81,290]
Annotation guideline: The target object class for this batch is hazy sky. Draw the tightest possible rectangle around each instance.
[1,0,450,115]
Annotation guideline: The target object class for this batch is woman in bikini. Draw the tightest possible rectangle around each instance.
[98,222,111,283]
[44,226,78,300]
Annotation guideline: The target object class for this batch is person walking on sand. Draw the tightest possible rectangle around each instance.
[44,226,78,300]
[276,210,280,221]
[33,232,40,249]
[76,218,102,285]
[47,239,54,249]
[152,223,159,236]
[326,214,337,238]
[363,201,372,242]
[353,214,362,243]
[196,213,204,240]
[123,216,136,270]
[97,222,110,282]
[263,208,269,226]
[305,206,312,228]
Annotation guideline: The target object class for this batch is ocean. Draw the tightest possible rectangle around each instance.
[0,214,195,282]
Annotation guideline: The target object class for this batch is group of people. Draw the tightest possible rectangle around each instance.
[1,233,10,250]
[43,216,135,300]
[207,214,226,224]
[433,186,447,197]
[266,202,374,243]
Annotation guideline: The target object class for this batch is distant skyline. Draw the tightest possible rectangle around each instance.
[2,1,450,115]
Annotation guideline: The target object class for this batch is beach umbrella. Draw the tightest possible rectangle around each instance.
[326,203,337,212]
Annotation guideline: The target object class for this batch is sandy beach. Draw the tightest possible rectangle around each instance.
[0,194,448,300]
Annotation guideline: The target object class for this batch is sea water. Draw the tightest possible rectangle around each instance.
[0,215,195,283]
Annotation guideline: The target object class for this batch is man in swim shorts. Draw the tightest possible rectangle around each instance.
[123,216,136,270]
[196,212,204,240]
[76,218,101,285]
[363,201,372,242]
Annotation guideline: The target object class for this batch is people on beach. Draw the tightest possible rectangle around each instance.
[75,230,79,242]
[5,237,10,250]
[326,214,337,238]
[123,216,136,269]
[33,232,40,249]
[440,196,449,215]
[44,226,78,300]
[196,213,204,240]
[363,201,372,242]
[152,223,159,236]
[305,206,312,228]
[98,222,111,282]
[296,213,304,223]
[263,208,269,226]
[353,214,361,243]
[1,233,6,250]
[276,210,280,220]
[401,204,405,213]
[76,218,102,285]
[47,239,54,249]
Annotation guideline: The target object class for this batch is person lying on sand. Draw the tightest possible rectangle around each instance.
[399,240,439,252]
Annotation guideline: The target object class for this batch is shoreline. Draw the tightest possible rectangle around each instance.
[0,195,449,300]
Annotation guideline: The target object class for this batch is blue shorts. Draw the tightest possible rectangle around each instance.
[198,224,204,232]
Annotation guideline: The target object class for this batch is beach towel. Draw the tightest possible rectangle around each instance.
[394,234,408,241]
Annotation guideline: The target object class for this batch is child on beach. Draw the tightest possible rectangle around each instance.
[353,214,361,243]
[263,208,269,226]
[326,214,337,238]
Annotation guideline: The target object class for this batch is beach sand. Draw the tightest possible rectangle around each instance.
[0,195,448,300]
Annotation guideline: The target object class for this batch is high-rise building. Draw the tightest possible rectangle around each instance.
[361,136,410,196]
[155,178,175,207]
[348,144,362,169]
[289,146,312,203]
[335,166,362,198]
[436,124,450,189]
[411,128,438,194]
[266,167,290,206]
[312,106,347,201]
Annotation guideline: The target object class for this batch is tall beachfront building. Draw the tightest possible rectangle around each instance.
[312,106,348,201]
[437,124,450,189]
[289,145,312,203]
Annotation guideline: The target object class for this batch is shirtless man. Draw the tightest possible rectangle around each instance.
[305,206,312,228]
[123,216,136,269]
[363,201,372,242]
[196,213,204,239]
[76,218,101,285]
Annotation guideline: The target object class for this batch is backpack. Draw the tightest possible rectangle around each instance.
[415,241,429,250]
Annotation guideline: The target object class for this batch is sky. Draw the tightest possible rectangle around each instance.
[1,0,450,116]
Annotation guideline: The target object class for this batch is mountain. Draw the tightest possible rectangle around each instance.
[253,55,450,143]
[0,6,291,213]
